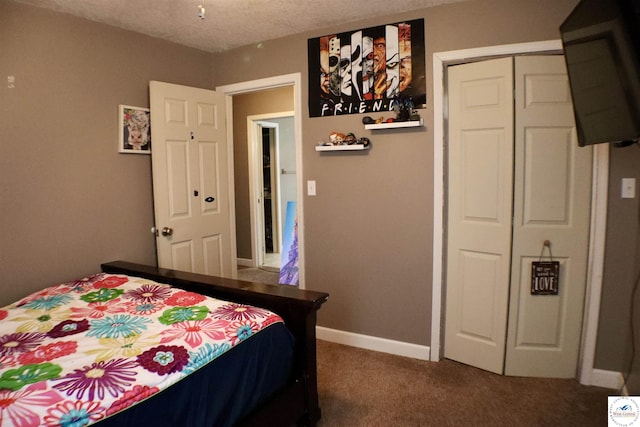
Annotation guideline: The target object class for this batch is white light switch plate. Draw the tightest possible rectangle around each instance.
[307,180,316,196]
[622,178,636,199]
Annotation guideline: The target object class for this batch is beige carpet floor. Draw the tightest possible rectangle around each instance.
[316,339,611,426]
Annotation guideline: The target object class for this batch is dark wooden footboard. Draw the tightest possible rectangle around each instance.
[101,261,329,427]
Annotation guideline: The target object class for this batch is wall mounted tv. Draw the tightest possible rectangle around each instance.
[560,0,640,146]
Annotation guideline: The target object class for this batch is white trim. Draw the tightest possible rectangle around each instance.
[236,257,253,267]
[317,324,619,389]
[579,144,609,384]
[317,325,620,390]
[591,369,624,391]
[247,118,263,268]
[431,46,445,362]
[317,327,431,361]
[433,40,562,63]
[216,74,298,93]
[216,74,306,288]
[431,40,608,384]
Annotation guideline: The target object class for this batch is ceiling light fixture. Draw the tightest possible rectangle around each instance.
[198,4,206,20]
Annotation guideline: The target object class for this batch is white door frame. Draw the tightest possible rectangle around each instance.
[216,73,306,288]
[248,114,294,267]
[431,40,609,385]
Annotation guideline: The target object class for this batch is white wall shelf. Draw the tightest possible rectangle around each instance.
[364,118,423,130]
[315,144,370,152]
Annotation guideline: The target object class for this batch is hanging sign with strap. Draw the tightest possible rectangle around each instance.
[531,240,560,295]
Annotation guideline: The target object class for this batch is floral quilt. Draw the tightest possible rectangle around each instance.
[0,274,284,427]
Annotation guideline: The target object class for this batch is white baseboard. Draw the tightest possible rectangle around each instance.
[316,326,430,361]
[316,327,625,390]
[591,368,625,392]
[236,258,253,267]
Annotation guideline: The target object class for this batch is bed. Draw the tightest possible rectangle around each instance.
[0,261,329,427]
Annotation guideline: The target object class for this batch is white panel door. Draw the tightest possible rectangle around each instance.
[505,56,592,377]
[445,57,514,374]
[150,81,235,277]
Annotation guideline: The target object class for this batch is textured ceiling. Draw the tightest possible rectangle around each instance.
[13,0,469,52]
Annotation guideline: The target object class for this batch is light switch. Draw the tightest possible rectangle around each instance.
[622,178,636,199]
[307,180,316,196]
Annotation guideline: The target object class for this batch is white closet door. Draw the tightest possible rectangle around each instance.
[445,57,514,374]
[505,56,592,378]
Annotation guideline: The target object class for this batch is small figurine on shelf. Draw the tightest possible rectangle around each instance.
[362,116,387,125]
[344,133,358,145]
[358,137,371,148]
[393,95,416,122]
[329,131,346,145]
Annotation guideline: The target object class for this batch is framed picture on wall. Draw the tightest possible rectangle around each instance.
[118,105,151,154]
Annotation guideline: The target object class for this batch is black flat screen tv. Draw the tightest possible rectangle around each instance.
[560,0,640,146]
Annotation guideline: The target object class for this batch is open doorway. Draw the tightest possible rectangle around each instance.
[260,124,279,267]
[217,74,305,288]
[250,115,296,270]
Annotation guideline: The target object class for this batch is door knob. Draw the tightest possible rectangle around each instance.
[161,227,173,237]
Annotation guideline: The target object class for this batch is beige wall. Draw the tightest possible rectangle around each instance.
[231,87,294,260]
[0,1,213,305]
[214,0,639,376]
[212,0,581,346]
[2,0,639,379]
[597,146,640,375]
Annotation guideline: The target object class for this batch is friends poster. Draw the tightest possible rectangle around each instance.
[308,19,426,117]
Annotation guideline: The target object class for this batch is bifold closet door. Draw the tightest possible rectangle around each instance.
[445,55,592,378]
[505,56,592,378]
[444,57,514,375]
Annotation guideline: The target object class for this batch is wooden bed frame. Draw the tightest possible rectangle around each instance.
[101,261,329,427]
